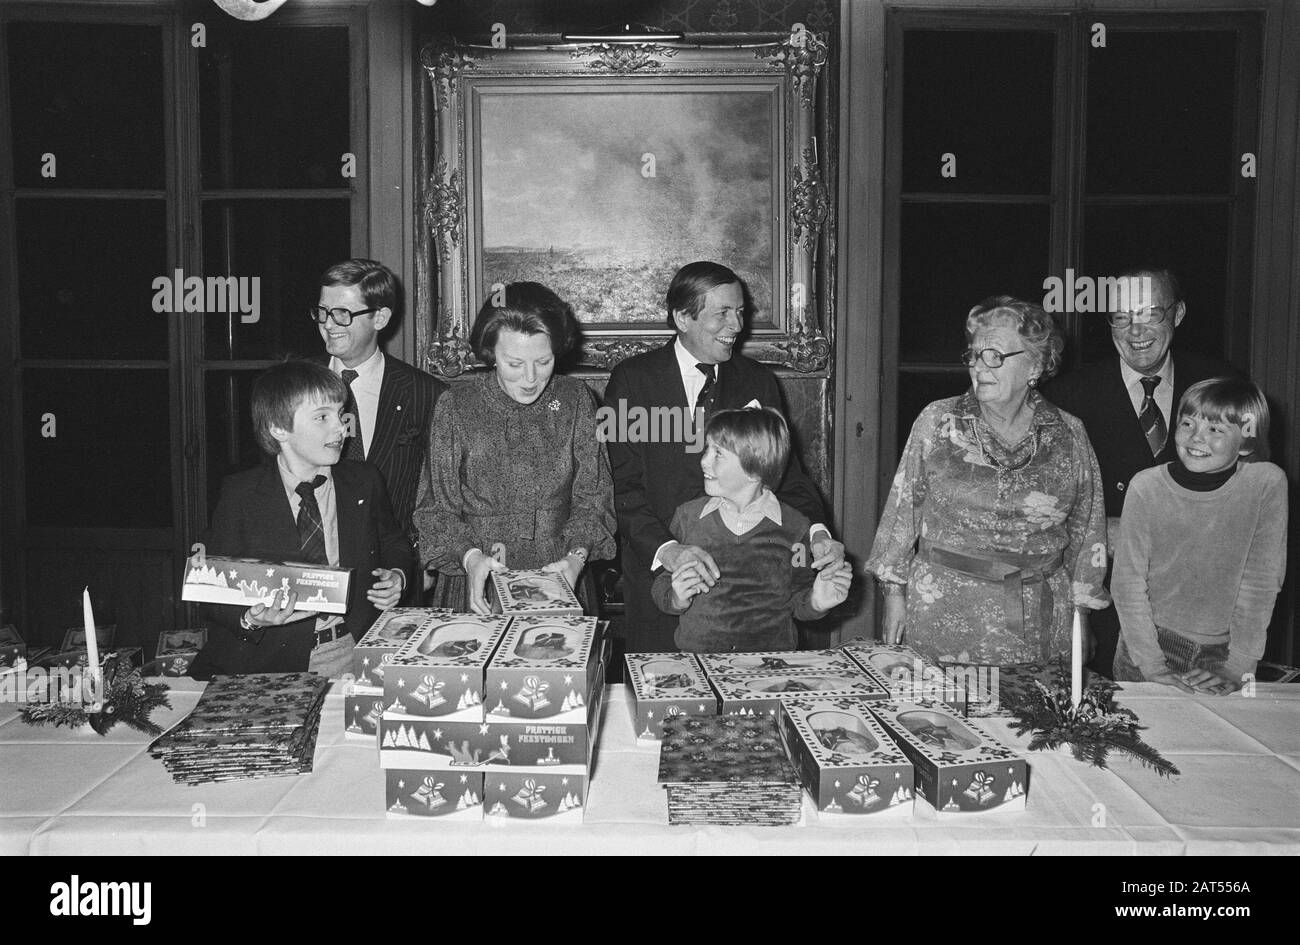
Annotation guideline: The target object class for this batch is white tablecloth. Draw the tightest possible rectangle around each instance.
[3,680,1298,855]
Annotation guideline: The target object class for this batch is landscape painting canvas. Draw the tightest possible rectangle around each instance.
[476,89,777,329]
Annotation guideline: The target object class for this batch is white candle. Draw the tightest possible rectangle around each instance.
[82,587,102,708]
[1070,607,1083,710]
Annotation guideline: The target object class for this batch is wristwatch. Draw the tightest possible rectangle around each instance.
[566,548,589,561]
[239,612,256,631]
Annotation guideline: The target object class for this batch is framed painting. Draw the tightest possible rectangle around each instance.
[416,34,831,374]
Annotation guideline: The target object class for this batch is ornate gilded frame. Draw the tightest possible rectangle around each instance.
[415,35,831,375]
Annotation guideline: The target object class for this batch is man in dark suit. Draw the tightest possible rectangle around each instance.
[1043,267,1238,675]
[314,259,444,543]
[605,261,844,654]
[189,361,416,679]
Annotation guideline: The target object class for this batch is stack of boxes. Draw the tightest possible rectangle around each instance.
[379,612,512,820]
[352,576,609,823]
[626,645,1030,818]
[482,615,609,821]
[346,608,440,739]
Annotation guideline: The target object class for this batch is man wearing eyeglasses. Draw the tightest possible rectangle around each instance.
[313,259,445,546]
[1043,266,1238,674]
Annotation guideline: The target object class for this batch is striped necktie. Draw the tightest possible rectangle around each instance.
[295,475,328,565]
[1138,375,1167,457]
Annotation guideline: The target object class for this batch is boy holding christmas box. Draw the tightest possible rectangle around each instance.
[651,408,852,652]
[189,360,415,679]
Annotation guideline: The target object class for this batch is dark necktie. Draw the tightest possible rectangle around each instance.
[695,363,717,418]
[1139,375,1167,457]
[341,369,364,462]
[295,475,328,565]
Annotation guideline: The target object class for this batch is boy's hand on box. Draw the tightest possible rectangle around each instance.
[367,568,403,610]
[811,561,852,611]
[670,561,710,611]
[1147,669,1197,694]
[247,589,312,627]
[1181,668,1237,696]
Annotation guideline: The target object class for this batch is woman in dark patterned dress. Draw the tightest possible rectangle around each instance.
[413,283,616,613]
[866,296,1109,664]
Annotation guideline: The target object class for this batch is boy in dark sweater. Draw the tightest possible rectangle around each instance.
[651,408,851,652]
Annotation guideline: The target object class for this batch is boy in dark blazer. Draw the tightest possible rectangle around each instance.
[189,361,416,679]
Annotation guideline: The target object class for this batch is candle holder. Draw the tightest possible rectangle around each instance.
[1004,660,1179,777]
[19,653,171,737]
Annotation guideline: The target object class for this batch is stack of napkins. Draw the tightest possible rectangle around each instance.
[149,673,330,785]
[657,714,802,826]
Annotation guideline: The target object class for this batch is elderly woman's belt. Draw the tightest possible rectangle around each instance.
[464,508,569,541]
[918,538,1065,656]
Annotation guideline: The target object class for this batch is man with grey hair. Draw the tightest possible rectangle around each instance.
[1043,266,1239,675]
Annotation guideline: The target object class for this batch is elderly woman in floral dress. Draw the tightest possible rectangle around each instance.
[866,296,1109,664]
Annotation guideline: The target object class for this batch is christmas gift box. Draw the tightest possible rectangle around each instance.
[482,662,605,771]
[386,769,483,821]
[60,624,116,654]
[839,640,967,712]
[485,616,606,723]
[624,652,718,740]
[378,716,488,769]
[383,612,511,721]
[488,569,583,617]
[154,628,207,678]
[779,697,914,815]
[343,680,385,738]
[0,624,26,668]
[182,555,352,615]
[708,672,888,718]
[351,608,440,686]
[483,771,587,822]
[698,649,865,679]
[867,699,1027,814]
[478,664,606,822]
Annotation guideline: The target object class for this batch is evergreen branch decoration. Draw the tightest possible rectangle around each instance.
[1005,662,1179,778]
[19,656,170,737]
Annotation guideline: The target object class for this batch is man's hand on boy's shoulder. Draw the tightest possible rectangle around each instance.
[810,562,852,612]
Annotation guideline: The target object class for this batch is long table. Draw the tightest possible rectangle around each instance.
[3,679,1299,855]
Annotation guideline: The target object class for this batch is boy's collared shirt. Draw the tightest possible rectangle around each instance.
[701,486,782,536]
[329,346,385,457]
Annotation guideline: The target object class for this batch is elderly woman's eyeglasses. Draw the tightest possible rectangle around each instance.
[1106,303,1174,329]
[961,348,1026,368]
[310,305,378,327]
